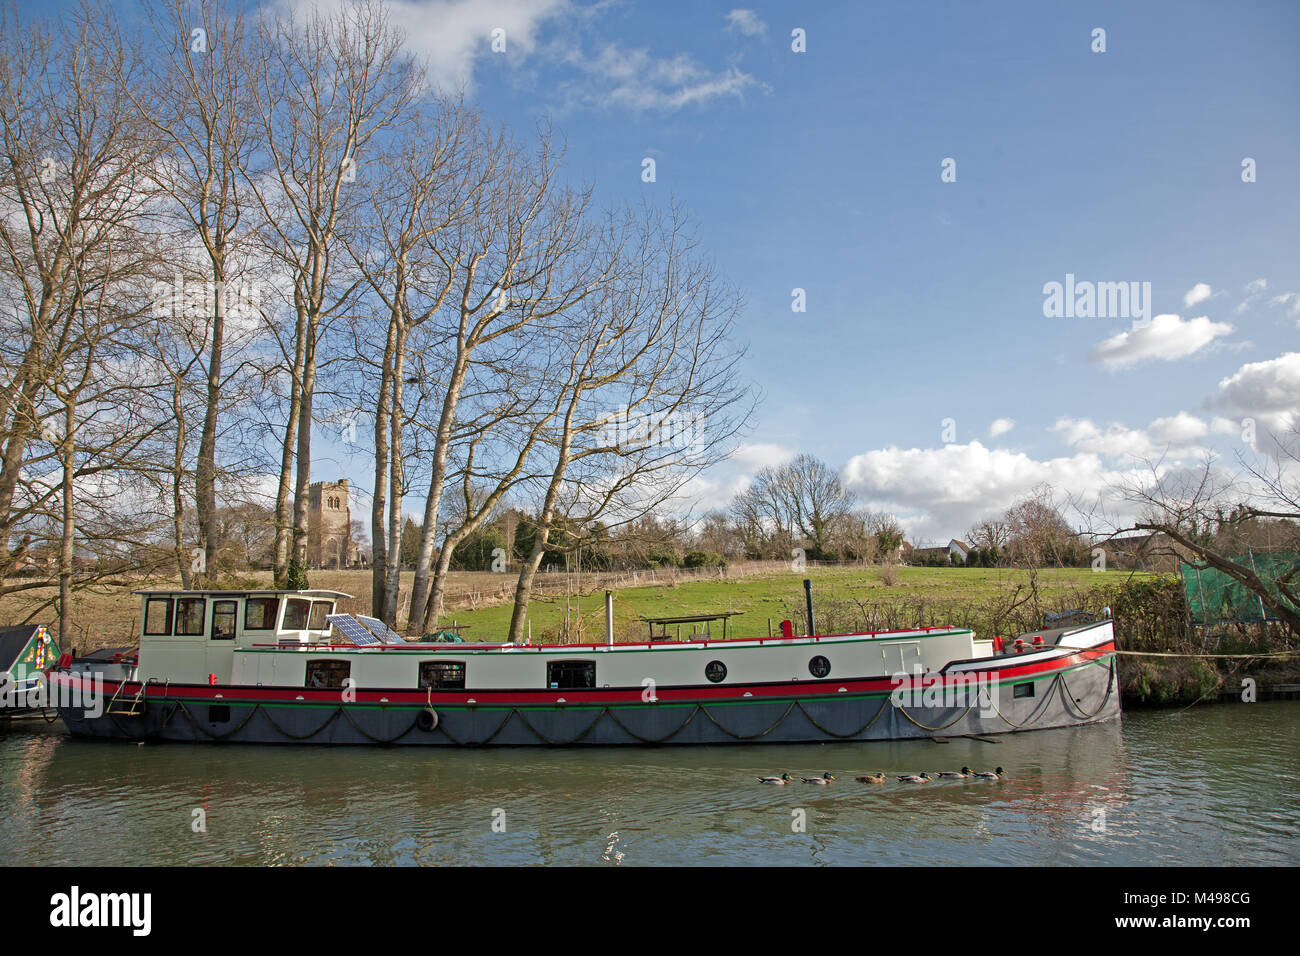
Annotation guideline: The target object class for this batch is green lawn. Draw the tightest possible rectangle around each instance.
[436,565,1151,643]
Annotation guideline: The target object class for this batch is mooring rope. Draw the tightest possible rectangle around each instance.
[1057,657,1118,721]
[603,702,703,744]
[1053,644,1297,660]
[795,697,890,738]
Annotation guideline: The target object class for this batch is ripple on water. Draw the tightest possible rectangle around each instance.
[1,703,1298,865]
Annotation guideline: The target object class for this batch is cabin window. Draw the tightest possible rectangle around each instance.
[419,661,466,690]
[547,660,595,690]
[282,598,310,631]
[143,597,173,636]
[705,660,727,683]
[1013,681,1035,699]
[305,659,351,689]
[208,705,230,723]
[808,655,831,678]
[244,597,279,631]
[175,597,206,636]
[308,601,333,631]
[211,600,237,640]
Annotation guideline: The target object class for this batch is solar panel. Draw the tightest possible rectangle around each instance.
[357,614,406,644]
[327,613,380,646]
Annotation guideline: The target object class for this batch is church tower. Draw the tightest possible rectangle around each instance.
[308,479,353,568]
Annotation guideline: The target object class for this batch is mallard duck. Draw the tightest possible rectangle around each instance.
[897,772,932,783]
[757,773,795,785]
[855,772,887,784]
[801,772,835,784]
[973,767,1005,779]
[937,767,972,778]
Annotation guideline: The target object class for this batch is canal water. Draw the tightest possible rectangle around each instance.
[1,702,1296,866]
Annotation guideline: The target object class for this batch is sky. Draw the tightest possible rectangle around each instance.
[59,0,1300,544]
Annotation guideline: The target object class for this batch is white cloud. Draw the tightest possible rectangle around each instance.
[1235,277,1268,314]
[1089,313,1233,369]
[1183,282,1212,308]
[988,418,1015,437]
[732,442,797,471]
[1147,411,1209,444]
[1052,413,1208,462]
[285,0,569,93]
[1207,351,1300,434]
[560,43,767,111]
[841,441,1146,541]
[725,9,768,36]
[1270,292,1300,320]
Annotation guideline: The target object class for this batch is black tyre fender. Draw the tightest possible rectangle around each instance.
[416,707,438,732]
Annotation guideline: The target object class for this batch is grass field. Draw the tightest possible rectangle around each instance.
[423,565,1152,643]
[2,561,1159,650]
[0,564,1153,650]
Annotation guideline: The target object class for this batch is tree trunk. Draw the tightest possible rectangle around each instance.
[58,401,75,649]
[405,342,470,632]
[172,376,192,589]
[384,321,407,626]
[370,307,397,619]
[195,263,225,586]
[272,302,308,586]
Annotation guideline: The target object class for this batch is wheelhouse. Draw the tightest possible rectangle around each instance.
[133,589,351,684]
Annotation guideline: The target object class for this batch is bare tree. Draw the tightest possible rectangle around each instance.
[0,3,164,632]
[504,204,751,642]
[244,0,419,586]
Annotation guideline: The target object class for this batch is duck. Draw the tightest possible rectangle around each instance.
[855,772,887,784]
[801,772,836,784]
[897,772,932,783]
[973,767,1006,779]
[757,773,795,785]
[937,767,972,778]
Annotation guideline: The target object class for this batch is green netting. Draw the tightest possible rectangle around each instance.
[1181,552,1300,623]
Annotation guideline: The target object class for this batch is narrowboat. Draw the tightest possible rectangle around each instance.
[1,624,61,715]
[48,586,1121,745]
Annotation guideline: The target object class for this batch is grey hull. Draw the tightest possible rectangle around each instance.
[59,657,1119,746]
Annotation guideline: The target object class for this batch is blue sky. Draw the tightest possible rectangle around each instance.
[439,0,1298,542]
[68,0,1300,542]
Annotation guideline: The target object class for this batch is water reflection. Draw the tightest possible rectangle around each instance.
[1,703,1296,866]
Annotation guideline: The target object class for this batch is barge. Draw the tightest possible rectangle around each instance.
[49,587,1121,745]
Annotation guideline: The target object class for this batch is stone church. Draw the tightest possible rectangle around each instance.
[307,479,355,568]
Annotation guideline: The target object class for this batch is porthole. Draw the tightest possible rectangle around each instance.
[1013,681,1035,699]
[705,660,727,683]
[809,655,831,678]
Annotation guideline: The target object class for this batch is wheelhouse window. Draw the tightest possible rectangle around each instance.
[419,661,466,690]
[244,597,279,631]
[305,659,351,689]
[211,600,237,640]
[547,660,595,690]
[282,598,310,631]
[143,597,173,635]
[175,597,206,636]
[308,601,333,631]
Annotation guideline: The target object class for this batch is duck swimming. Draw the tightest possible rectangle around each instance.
[937,767,972,778]
[757,773,795,785]
[973,767,1006,779]
[855,772,887,784]
[801,772,836,784]
[897,772,932,783]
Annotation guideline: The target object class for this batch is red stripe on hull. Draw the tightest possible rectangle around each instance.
[51,641,1113,708]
